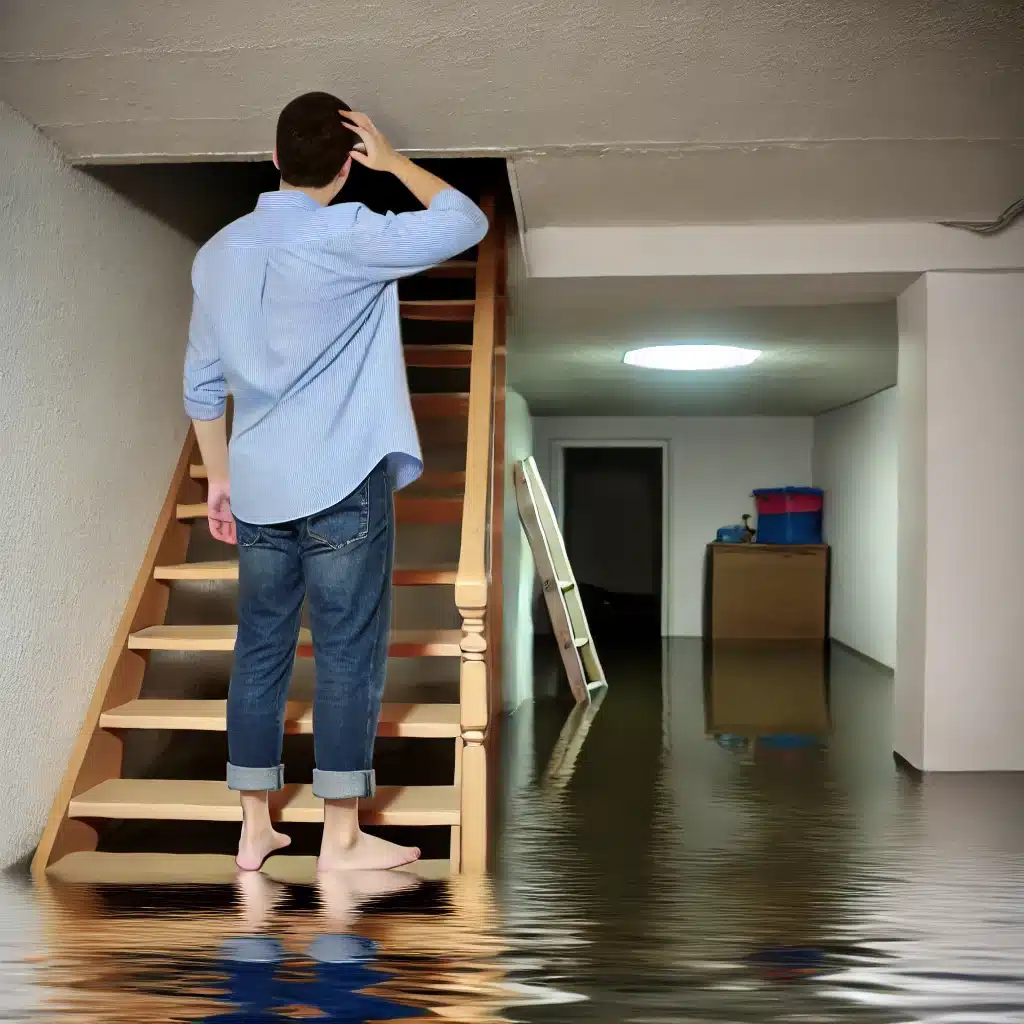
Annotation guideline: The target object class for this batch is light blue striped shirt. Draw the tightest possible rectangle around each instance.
[184,187,489,525]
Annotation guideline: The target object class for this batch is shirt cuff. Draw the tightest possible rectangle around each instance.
[184,396,227,421]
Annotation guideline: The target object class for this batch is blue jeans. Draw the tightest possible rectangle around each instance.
[226,461,394,800]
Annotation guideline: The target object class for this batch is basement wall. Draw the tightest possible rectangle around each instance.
[0,103,194,868]
[532,416,814,637]
[813,388,899,668]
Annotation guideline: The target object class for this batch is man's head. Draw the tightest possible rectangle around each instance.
[274,92,358,196]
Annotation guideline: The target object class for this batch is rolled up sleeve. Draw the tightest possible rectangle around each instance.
[183,295,227,421]
[354,189,490,281]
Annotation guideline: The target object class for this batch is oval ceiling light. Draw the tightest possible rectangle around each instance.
[623,344,762,371]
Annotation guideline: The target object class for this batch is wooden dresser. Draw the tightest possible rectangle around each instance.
[705,543,829,639]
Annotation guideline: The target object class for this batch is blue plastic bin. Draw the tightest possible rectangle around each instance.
[753,487,824,544]
[716,525,747,543]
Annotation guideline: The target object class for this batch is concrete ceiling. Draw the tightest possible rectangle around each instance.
[2,0,1021,226]
[509,276,902,416]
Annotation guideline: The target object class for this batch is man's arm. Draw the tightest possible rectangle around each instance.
[341,112,490,277]
[184,295,235,545]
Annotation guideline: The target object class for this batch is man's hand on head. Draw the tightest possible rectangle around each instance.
[341,111,401,174]
[207,479,237,545]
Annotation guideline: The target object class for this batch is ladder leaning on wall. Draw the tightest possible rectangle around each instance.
[513,456,607,704]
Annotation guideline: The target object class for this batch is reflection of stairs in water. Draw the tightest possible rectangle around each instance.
[32,192,508,881]
[35,871,583,1022]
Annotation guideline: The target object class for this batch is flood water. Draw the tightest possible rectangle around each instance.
[2,640,1023,1022]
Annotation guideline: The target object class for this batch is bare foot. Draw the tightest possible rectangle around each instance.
[236,825,292,872]
[317,831,420,873]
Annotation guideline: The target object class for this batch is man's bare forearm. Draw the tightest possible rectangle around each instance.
[193,415,229,483]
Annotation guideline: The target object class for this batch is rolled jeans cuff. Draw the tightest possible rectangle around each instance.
[227,762,284,792]
[312,768,375,800]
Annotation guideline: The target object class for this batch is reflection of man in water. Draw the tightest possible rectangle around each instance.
[207,934,425,1022]
[205,870,425,1021]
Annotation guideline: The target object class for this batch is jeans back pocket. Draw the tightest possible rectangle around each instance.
[307,477,372,551]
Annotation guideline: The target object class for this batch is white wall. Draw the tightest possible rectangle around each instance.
[897,271,1024,772]
[813,389,899,667]
[0,103,195,868]
[503,389,535,711]
[533,417,814,636]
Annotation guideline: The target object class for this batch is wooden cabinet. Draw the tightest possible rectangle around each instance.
[705,543,829,640]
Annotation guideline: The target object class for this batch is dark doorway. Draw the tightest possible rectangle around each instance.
[563,446,664,640]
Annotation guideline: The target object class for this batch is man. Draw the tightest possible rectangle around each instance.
[184,92,489,872]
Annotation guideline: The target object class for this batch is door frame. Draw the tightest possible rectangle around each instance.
[549,439,671,638]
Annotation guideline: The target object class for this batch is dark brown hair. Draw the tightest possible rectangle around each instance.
[275,92,357,188]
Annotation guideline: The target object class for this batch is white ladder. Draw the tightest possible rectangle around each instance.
[513,456,607,704]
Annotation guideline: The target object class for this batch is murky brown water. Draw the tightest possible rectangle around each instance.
[3,640,1023,1022]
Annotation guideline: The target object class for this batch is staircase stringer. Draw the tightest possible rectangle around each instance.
[31,430,199,877]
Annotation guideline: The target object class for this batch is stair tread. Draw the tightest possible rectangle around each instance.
[190,466,466,487]
[400,299,475,322]
[422,259,476,278]
[402,344,505,368]
[154,561,458,584]
[46,851,451,884]
[128,625,463,656]
[410,393,470,417]
[69,779,460,824]
[177,495,463,522]
[403,344,473,367]
[101,699,461,737]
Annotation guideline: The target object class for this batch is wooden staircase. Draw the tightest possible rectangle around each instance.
[33,194,506,881]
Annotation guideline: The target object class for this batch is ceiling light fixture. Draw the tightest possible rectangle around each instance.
[624,345,762,371]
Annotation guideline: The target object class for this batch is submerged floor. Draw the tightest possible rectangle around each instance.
[2,639,1023,1021]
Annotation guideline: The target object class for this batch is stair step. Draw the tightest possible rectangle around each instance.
[422,260,476,279]
[177,494,463,524]
[46,851,451,884]
[101,699,461,737]
[412,393,470,418]
[128,625,462,657]
[69,779,459,824]
[403,344,507,368]
[191,465,466,491]
[154,561,458,584]
[404,344,474,367]
[407,470,466,492]
[400,299,475,322]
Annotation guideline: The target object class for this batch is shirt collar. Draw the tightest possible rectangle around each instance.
[256,190,322,212]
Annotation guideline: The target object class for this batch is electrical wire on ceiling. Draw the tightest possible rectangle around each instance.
[939,196,1024,235]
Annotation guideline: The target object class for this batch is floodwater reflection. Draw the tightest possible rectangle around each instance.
[2,639,1023,1022]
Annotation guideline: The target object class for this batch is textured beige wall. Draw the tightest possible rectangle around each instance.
[0,103,194,868]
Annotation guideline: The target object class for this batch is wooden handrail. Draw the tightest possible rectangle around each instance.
[455,193,499,618]
[455,194,502,873]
